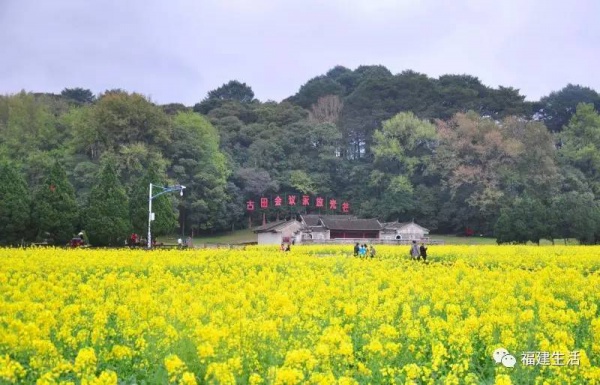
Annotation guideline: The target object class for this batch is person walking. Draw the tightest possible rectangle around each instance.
[410,240,419,260]
[419,242,428,262]
[359,244,366,257]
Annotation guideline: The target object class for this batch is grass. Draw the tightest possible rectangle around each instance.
[159,228,257,245]
[430,234,497,245]
[431,234,579,245]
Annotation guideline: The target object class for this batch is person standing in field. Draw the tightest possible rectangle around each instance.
[354,243,359,257]
[369,245,376,258]
[410,240,419,260]
[419,242,428,262]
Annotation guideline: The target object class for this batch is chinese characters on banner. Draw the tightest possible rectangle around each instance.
[260,197,269,209]
[245,194,350,213]
[302,195,310,206]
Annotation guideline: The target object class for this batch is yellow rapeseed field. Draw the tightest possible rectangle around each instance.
[1,245,600,384]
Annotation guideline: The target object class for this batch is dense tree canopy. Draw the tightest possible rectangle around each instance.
[31,162,78,245]
[84,159,131,246]
[536,84,600,132]
[0,162,30,245]
[0,65,599,244]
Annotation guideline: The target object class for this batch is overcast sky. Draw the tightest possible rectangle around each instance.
[1,0,598,105]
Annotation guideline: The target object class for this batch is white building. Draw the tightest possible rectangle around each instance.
[254,220,303,245]
[380,221,429,241]
[300,215,381,240]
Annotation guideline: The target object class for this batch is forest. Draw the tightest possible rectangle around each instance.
[1,64,600,245]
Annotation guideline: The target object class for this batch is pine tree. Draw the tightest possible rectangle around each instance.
[0,162,30,245]
[129,167,178,238]
[31,162,78,245]
[84,159,131,246]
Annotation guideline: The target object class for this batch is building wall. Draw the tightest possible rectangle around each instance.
[380,231,397,240]
[380,224,429,240]
[258,232,283,245]
[280,222,302,238]
[330,230,379,239]
[303,230,330,240]
[398,223,428,240]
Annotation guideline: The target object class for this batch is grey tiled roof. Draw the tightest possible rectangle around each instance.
[319,217,382,231]
[253,220,296,233]
[309,226,328,232]
[382,221,430,232]
[301,214,357,227]
[382,222,411,229]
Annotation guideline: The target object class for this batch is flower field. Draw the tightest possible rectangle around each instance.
[1,245,600,384]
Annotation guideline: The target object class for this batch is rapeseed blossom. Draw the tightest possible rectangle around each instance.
[0,245,599,383]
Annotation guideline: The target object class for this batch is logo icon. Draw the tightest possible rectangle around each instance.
[493,347,516,368]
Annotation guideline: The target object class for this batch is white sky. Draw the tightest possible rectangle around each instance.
[0,0,598,104]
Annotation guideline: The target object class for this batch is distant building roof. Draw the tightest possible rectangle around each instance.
[382,221,429,232]
[309,225,328,233]
[382,222,411,229]
[301,214,357,227]
[319,217,382,231]
[253,220,298,233]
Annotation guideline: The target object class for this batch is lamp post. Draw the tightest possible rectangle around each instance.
[148,183,186,249]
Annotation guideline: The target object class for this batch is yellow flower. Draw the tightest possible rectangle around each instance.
[83,370,118,385]
[180,372,197,385]
[249,373,264,385]
[205,362,235,385]
[164,355,187,383]
[0,355,26,383]
[274,367,304,385]
[403,363,420,380]
[109,345,133,361]
[284,349,317,371]
[1,246,599,384]
[337,376,359,385]
[74,348,97,377]
[197,342,215,359]
[494,374,512,385]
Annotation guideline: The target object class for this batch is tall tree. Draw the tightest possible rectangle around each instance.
[287,76,345,109]
[559,103,600,194]
[0,162,30,245]
[495,196,552,245]
[0,92,61,160]
[537,84,600,132]
[69,91,171,160]
[372,112,437,176]
[551,192,600,244]
[168,112,229,234]
[84,158,131,246]
[502,117,560,200]
[61,88,95,105]
[434,112,524,233]
[31,162,78,245]
[194,81,255,114]
[207,80,254,102]
[369,112,438,221]
[308,95,343,125]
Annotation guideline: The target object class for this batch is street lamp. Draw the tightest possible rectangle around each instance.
[148,183,186,249]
